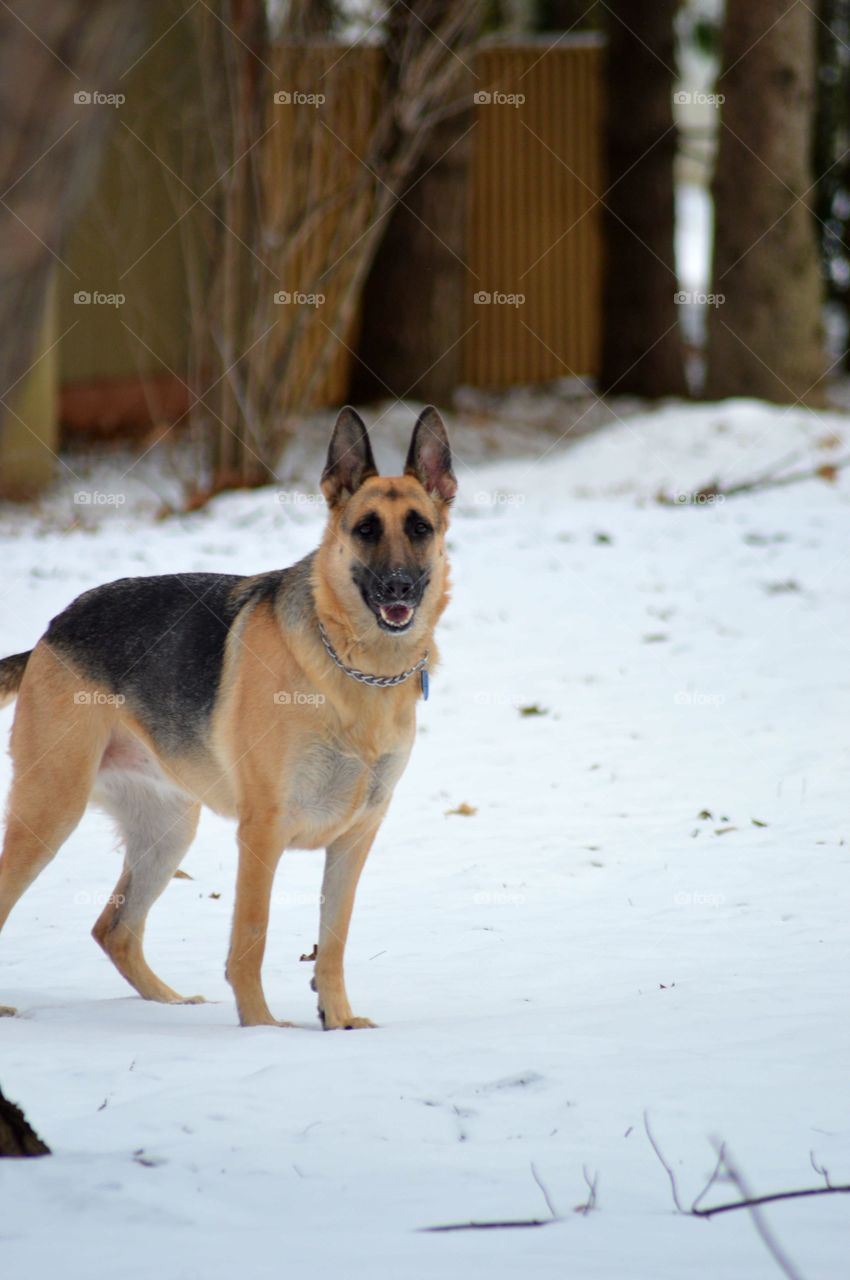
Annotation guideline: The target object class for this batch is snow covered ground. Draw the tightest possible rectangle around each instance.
[1,398,849,1278]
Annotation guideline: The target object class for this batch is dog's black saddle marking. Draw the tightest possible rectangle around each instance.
[45,560,313,755]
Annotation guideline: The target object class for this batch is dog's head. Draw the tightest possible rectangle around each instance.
[318,406,456,641]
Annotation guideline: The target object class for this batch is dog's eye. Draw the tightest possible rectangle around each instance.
[354,518,380,540]
[406,512,433,540]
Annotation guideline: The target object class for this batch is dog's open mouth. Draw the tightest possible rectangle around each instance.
[378,603,414,629]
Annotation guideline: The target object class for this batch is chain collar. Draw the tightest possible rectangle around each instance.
[318,621,428,690]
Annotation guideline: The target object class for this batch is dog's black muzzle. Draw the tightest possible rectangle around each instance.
[362,569,429,633]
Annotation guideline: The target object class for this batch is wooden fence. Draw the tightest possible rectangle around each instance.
[0,36,603,491]
[465,38,603,385]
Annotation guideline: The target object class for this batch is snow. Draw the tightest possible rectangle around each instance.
[1,399,849,1278]
[676,182,712,295]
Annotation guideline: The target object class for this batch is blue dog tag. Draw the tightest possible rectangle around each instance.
[420,668,429,701]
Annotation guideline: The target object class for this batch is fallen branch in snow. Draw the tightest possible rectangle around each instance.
[420,1218,554,1233]
[694,1181,850,1218]
[420,1160,595,1232]
[656,452,850,505]
[644,1113,850,1280]
[644,1112,850,1219]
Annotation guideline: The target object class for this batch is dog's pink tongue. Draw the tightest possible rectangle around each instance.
[383,604,412,624]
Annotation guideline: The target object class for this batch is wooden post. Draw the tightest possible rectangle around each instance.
[0,274,58,499]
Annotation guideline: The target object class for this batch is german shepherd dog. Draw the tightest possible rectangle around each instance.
[0,407,456,1029]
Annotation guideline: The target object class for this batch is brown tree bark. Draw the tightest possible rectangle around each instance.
[352,1,480,406]
[600,0,686,397]
[0,1086,50,1157]
[706,0,825,402]
[0,1,147,402]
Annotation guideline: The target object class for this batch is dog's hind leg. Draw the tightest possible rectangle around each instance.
[92,774,203,1004]
[0,646,110,934]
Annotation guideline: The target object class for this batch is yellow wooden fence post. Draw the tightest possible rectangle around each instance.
[0,274,58,499]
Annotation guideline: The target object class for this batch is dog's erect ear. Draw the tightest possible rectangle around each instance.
[321,407,379,507]
[404,406,457,503]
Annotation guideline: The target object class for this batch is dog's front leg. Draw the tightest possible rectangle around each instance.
[226,813,289,1027]
[314,813,383,1030]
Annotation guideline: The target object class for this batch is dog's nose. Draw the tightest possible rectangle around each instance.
[383,572,417,600]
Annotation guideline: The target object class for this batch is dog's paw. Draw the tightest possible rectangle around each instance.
[319,1007,377,1031]
[239,1015,296,1028]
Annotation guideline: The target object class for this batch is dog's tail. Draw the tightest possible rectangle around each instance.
[0,651,31,709]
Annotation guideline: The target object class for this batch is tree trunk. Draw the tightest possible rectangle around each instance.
[706,0,825,402]
[0,1,147,402]
[0,1086,50,1157]
[600,0,686,397]
[352,1,479,406]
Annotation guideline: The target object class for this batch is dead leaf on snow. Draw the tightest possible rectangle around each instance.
[446,802,477,817]
[133,1149,166,1168]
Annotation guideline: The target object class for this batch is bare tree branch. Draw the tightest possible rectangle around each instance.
[656,453,850,504]
[644,1119,850,1280]
[644,1110,686,1213]
[707,1142,807,1280]
[810,1151,833,1190]
[576,1165,599,1215]
[531,1161,560,1220]
[690,1141,727,1214]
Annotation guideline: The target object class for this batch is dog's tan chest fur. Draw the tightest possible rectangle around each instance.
[286,739,409,848]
